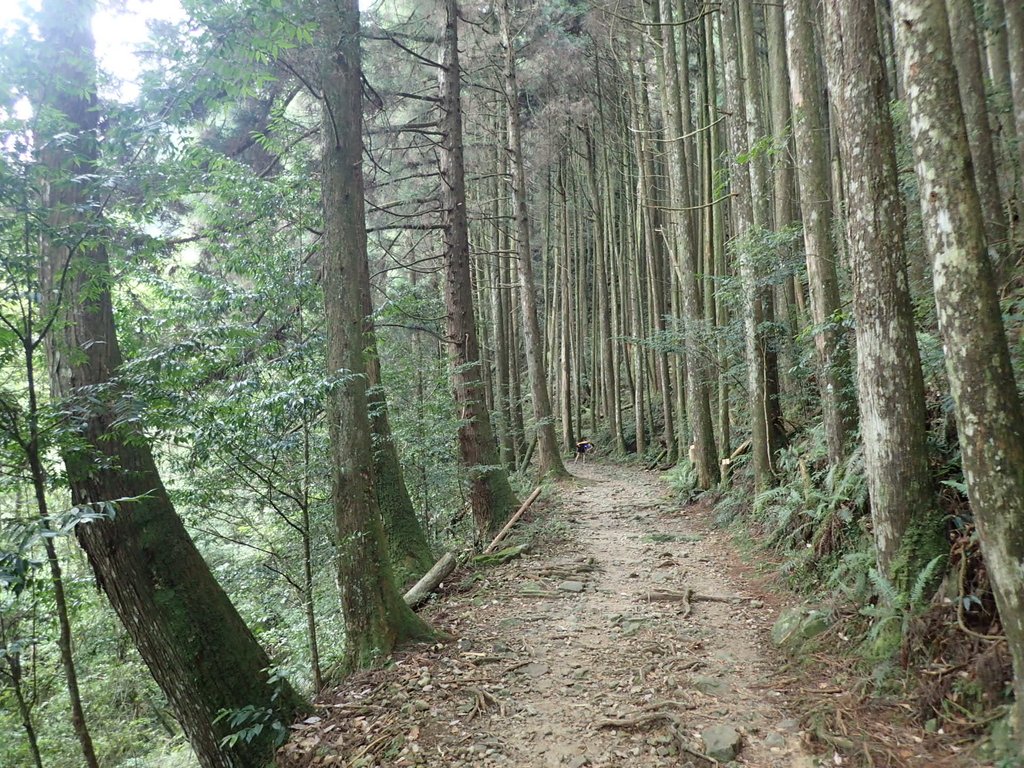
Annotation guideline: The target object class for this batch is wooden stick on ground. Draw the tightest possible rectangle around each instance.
[646,448,667,471]
[483,487,542,554]
[403,551,458,609]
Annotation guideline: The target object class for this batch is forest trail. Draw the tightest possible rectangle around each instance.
[281,463,817,767]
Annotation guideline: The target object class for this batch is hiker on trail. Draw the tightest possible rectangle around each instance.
[574,438,594,463]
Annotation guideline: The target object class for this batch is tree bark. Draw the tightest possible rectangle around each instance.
[721,0,772,491]
[499,0,569,480]
[439,0,519,537]
[1004,0,1024,196]
[822,0,945,586]
[37,3,304,765]
[557,160,575,452]
[705,11,731,461]
[367,370,435,588]
[944,0,1010,273]
[318,0,434,671]
[784,0,856,465]
[766,0,801,375]
[489,127,517,470]
[737,0,787,469]
[981,0,1020,208]
[894,0,1024,744]
[657,0,718,487]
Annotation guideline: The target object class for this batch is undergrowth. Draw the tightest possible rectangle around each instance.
[672,425,1017,764]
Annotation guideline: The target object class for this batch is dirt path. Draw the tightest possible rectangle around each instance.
[280,463,816,767]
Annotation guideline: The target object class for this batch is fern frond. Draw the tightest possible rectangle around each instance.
[868,567,901,607]
[909,554,947,607]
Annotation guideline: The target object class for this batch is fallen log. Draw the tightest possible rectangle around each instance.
[719,438,751,484]
[403,551,458,609]
[645,448,667,471]
[517,437,537,474]
[483,486,542,554]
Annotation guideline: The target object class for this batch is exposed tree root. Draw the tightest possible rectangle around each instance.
[536,556,602,578]
[597,703,717,766]
[642,588,751,613]
[465,686,506,720]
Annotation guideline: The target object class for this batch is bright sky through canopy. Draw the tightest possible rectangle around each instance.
[0,0,186,101]
[0,0,378,103]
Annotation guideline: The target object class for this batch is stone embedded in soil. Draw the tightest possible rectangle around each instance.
[692,674,728,696]
[558,580,586,592]
[701,724,742,762]
[520,662,550,678]
[763,732,787,749]
[770,605,830,649]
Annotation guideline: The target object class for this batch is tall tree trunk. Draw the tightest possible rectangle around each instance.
[439,0,519,536]
[499,0,568,479]
[784,0,856,465]
[657,0,718,486]
[582,122,617,448]
[1004,0,1024,199]
[721,0,771,491]
[361,228,433,586]
[737,0,786,467]
[981,0,1020,210]
[37,3,304,765]
[945,0,1010,273]
[318,0,433,670]
[822,0,945,586]
[894,0,1024,744]
[635,56,676,461]
[490,128,516,469]
[367,360,435,588]
[558,160,575,451]
[766,1,801,374]
[706,11,731,461]
[508,264,527,461]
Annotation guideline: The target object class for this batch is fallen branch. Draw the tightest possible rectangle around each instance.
[597,711,680,729]
[404,551,458,609]
[483,487,542,554]
[642,588,692,604]
[729,439,752,461]
[645,448,667,471]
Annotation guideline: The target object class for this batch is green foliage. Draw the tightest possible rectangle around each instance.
[717,424,953,669]
[214,668,291,750]
[375,278,464,545]
[858,555,946,657]
[746,433,867,562]
[664,460,698,498]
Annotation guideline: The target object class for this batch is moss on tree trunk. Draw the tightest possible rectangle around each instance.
[317,0,434,676]
[37,3,305,765]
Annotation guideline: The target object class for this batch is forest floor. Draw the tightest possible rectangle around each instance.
[278,462,978,768]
